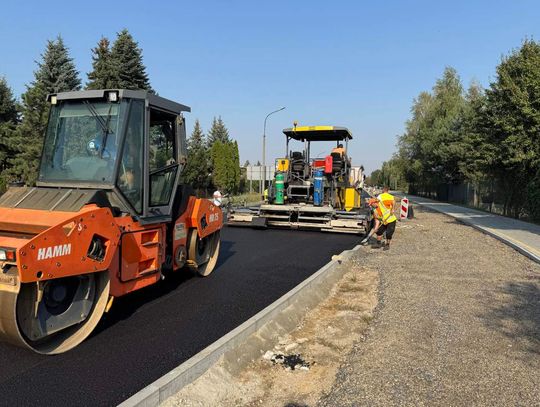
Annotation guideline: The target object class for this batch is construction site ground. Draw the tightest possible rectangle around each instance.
[166,205,540,406]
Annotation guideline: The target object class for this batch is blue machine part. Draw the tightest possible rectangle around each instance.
[313,168,324,206]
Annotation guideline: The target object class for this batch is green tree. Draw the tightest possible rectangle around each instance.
[398,91,434,189]
[459,81,488,183]
[0,77,19,123]
[368,169,382,186]
[428,67,467,184]
[210,140,241,193]
[183,120,210,192]
[207,116,230,147]
[109,29,152,90]
[7,37,81,185]
[210,141,225,190]
[86,37,115,89]
[396,67,467,193]
[0,77,20,191]
[480,39,540,217]
[386,41,540,220]
[36,36,81,93]
[230,140,241,193]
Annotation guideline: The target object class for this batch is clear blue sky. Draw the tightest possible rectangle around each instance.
[1,0,540,174]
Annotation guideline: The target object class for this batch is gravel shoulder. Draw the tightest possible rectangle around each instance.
[164,206,540,406]
[320,206,540,406]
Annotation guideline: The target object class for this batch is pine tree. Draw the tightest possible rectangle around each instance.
[7,37,81,185]
[87,37,115,89]
[207,116,230,147]
[0,77,18,123]
[36,36,81,93]
[183,120,210,193]
[0,77,20,191]
[109,29,152,90]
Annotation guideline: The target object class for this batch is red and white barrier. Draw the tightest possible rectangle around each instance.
[400,197,409,220]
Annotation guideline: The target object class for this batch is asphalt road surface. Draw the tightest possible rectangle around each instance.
[0,227,358,406]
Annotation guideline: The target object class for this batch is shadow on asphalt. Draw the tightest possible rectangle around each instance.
[481,279,540,355]
[91,238,236,337]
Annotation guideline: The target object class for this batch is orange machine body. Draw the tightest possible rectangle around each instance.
[0,196,222,298]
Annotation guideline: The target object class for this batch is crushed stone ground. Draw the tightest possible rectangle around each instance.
[165,206,540,406]
[319,206,540,406]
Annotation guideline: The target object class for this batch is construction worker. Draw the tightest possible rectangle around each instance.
[331,143,345,157]
[364,197,397,250]
[377,186,395,212]
[212,190,223,207]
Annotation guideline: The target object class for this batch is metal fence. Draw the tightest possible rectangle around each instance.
[409,180,520,218]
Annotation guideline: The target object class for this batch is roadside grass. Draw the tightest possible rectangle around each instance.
[224,192,262,206]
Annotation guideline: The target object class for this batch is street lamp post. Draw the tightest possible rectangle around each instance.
[262,107,286,195]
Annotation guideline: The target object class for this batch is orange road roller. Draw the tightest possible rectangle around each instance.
[0,90,223,354]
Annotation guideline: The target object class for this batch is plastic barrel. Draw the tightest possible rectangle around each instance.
[275,172,285,204]
[313,168,324,206]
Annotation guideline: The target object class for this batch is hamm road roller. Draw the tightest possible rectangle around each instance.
[0,89,222,354]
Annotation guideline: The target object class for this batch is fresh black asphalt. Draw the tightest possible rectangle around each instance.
[0,227,358,406]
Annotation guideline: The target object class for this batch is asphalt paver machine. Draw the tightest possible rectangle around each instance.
[0,89,223,354]
[229,125,370,234]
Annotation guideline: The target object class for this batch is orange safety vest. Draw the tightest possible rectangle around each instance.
[374,201,397,225]
[378,192,395,211]
[332,147,345,156]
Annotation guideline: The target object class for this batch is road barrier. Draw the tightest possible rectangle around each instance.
[400,197,409,220]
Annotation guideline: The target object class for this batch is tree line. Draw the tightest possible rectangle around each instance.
[0,29,241,194]
[183,116,241,195]
[370,39,540,221]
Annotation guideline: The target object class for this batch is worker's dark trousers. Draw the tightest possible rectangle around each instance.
[376,221,396,240]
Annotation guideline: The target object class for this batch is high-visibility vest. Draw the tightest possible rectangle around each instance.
[332,147,345,156]
[375,201,397,225]
[378,192,395,211]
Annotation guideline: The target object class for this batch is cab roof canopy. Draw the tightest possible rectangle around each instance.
[282,126,353,142]
[47,89,191,115]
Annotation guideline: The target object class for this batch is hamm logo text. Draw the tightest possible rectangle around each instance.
[37,244,72,261]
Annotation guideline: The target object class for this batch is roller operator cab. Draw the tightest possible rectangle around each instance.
[0,90,223,354]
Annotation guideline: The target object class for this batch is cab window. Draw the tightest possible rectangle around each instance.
[149,109,178,207]
[117,100,144,213]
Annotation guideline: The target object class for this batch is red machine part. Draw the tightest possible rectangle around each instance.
[324,155,333,173]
